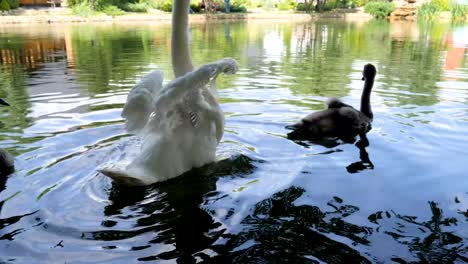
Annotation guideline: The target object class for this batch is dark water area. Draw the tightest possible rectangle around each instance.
[0,20,467,263]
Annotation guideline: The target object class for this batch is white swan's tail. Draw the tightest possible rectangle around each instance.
[98,168,147,186]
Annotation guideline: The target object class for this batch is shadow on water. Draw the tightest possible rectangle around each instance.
[82,154,257,263]
[211,186,373,264]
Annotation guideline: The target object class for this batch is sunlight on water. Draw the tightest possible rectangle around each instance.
[0,20,467,263]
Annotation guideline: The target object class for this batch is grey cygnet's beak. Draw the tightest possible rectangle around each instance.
[0,98,10,106]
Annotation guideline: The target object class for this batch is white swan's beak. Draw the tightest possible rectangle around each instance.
[0,98,10,106]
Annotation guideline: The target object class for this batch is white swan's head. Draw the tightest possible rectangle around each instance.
[0,98,9,106]
[362,64,377,81]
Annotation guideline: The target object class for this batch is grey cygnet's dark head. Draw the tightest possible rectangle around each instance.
[0,98,10,106]
[361,64,377,81]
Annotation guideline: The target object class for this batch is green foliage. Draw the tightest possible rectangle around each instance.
[430,0,449,11]
[190,3,200,12]
[121,1,150,12]
[246,0,264,8]
[152,0,247,13]
[0,0,10,11]
[66,0,79,7]
[418,0,467,21]
[277,0,297,11]
[336,0,353,8]
[217,0,247,12]
[71,2,95,17]
[418,2,440,20]
[67,0,156,13]
[353,0,368,7]
[7,0,18,9]
[154,0,172,12]
[323,1,336,11]
[296,1,313,12]
[231,0,247,12]
[364,1,395,18]
[102,5,125,15]
[296,2,306,11]
[451,3,468,20]
[67,0,103,11]
[258,0,277,9]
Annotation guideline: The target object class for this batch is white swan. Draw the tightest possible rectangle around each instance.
[99,0,238,185]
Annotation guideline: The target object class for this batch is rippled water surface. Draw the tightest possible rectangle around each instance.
[0,20,467,263]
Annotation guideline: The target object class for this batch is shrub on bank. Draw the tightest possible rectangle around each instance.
[121,1,151,12]
[278,0,297,11]
[190,0,247,13]
[323,1,336,11]
[417,0,467,21]
[102,5,125,16]
[71,1,95,16]
[0,0,10,11]
[430,0,449,11]
[7,0,18,9]
[154,0,172,12]
[354,0,368,7]
[418,2,440,20]
[364,1,395,18]
[223,0,248,12]
[190,3,201,12]
[451,3,468,20]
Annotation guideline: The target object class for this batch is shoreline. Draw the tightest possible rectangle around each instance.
[0,9,373,24]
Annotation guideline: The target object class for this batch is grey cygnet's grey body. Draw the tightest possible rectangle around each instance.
[286,64,377,140]
[0,98,14,176]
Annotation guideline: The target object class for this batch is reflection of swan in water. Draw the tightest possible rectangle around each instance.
[0,98,14,177]
[286,64,377,140]
[99,0,238,185]
[346,133,374,173]
[289,132,374,174]
[93,154,255,262]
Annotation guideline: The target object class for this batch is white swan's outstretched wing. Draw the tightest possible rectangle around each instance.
[100,58,238,185]
[122,70,164,134]
[149,58,237,133]
[154,58,237,109]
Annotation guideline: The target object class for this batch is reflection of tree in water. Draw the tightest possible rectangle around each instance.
[0,65,31,141]
[212,186,373,263]
[369,201,467,263]
[210,187,467,263]
[0,172,38,241]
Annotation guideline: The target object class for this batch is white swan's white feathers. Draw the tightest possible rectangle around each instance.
[122,70,164,134]
[101,58,238,185]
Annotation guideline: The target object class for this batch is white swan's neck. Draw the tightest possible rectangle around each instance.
[172,0,194,77]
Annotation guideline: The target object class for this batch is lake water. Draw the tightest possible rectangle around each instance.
[0,20,467,263]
